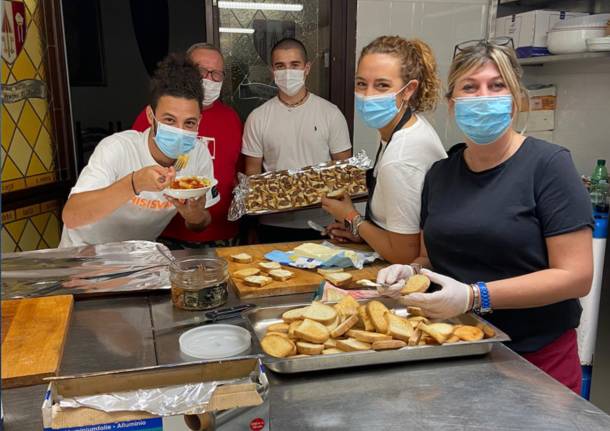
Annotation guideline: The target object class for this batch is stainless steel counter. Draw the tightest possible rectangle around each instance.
[4,249,610,430]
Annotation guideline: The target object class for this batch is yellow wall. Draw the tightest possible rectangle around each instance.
[2,0,62,251]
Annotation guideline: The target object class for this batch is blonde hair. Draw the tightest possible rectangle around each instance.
[359,36,441,112]
[446,42,526,112]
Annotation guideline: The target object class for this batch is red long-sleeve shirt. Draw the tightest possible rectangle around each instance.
[131,100,243,243]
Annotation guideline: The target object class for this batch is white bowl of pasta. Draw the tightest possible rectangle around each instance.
[165,176,217,200]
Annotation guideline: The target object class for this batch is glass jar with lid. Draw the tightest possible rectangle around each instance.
[170,256,228,310]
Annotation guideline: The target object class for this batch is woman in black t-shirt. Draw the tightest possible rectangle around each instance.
[377,38,593,393]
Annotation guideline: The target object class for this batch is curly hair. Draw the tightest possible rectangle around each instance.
[359,36,441,112]
[150,53,203,110]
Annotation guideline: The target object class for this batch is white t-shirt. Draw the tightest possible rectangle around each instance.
[241,93,352,228]
[59,129,216,248]
[369,114,447,234]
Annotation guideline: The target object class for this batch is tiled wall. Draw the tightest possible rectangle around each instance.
[1,200,61,252]
[2,0,62,251]
[2,0,57,193]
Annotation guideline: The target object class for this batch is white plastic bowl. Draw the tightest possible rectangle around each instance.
[547,27,606,54]
[165,176,217,200]
[587,36,610,52]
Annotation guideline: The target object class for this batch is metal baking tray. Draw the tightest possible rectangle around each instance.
[244,302,510,374]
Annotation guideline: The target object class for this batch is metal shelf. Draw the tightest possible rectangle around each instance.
[519,52,610,66]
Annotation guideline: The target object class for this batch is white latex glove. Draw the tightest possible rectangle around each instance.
[376,264,415,298]
[399,269,472,319]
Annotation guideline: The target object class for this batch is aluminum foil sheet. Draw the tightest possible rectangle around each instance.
[1,240,170,299]
[228,150,372,221]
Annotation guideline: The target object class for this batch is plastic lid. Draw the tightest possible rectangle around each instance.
[179,324,251,360]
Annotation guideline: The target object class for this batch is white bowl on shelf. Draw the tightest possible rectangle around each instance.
[586,36,610,52]
[547,27,606,54]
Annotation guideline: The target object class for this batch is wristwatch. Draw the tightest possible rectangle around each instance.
[344,211,364,237]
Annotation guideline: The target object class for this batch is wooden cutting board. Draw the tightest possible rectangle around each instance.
[1,295,73,388]
[216,241,386,298]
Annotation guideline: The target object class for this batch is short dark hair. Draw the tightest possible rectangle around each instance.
[150,53,203,110]
[270,37,308,63]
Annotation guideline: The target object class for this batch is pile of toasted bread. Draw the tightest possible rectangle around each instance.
[260,297,495,358]
[230,253,296,287]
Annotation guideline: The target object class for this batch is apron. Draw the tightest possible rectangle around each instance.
[364,108,413,224]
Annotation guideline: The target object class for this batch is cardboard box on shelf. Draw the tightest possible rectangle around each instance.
[516,85,556,132]
[42,357,270,431]
[495,10,588,57]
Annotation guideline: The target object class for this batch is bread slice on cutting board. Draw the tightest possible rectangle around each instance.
[323,272,352,287]
[258,261,281,272]
[243,275,272,287]
[232,268,260,279]
[268,269,295,281]
[230,253,253,263]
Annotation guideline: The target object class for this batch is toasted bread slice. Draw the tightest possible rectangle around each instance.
[232,267,260,279]
[367,300,390,333]
[356,279,381,288]
[294,319,330,344]
[336,338,372,352]
[476,322,496,339]
[326,187,346,199]
[386,313,415,342]
[296,341,324,355]
[322,348,344,355]
[323,338,338,348]
[287,320,303,338]
[325,316,340,332]
[324,272,353,287]
[407,306,426,317]
[400,274,431,295]
[419,323,449,344]
[231,253,253,263]
[446,335,461,343]
[268,269,295,281]
[258,261,281,272]
[408,328,422,346]
[261,334,296,358]
[282,307,308,323]
[266,331,290,339]
[407,316,429,325]
[267,322,289,333]
[427,323,455,338]
[454,325,484,341]
[244,275,272,287]
[334,295,359,319]
[357,304,375,332]
[329,313,359,338]
[346,329,392,343]
[372,339,407,350]
[317,267,344,275]
[302,302,337,325]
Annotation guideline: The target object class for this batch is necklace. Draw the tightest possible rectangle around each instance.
[278,89,309,108]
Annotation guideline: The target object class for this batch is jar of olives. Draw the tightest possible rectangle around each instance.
[170,256,228,310]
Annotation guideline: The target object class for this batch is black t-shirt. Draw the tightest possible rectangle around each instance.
[420,137,593,353]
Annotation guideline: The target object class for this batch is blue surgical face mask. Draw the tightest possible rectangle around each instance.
[454,95,513,145]
[355,83,409,129]
[152,117,198,159]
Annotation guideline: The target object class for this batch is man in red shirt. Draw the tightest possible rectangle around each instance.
[132,43,242,248]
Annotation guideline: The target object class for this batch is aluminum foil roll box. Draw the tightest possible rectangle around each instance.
[42,357,269,431]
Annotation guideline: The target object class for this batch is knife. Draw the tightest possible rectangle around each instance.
[307,220,327,235]
[152,303,256,334]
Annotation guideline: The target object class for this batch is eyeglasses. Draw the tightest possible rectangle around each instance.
[199,67,225,82]
[452,37,514,58]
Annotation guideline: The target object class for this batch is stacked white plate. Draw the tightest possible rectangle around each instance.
[587,36,610,52]
[547,13,610,54]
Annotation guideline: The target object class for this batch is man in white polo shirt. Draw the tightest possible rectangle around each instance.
[242,37,352,243]
[60,53,215,247]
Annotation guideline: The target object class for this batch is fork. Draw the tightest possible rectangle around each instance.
[174,153,189,171]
